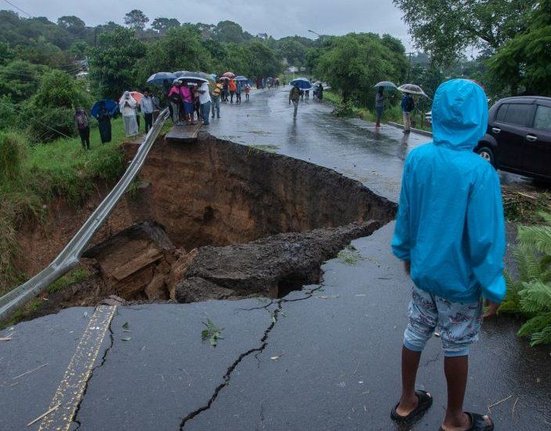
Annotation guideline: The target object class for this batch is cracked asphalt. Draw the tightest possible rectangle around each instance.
[1,89,550,430]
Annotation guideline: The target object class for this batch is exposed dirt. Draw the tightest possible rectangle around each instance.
[9,132,396,314]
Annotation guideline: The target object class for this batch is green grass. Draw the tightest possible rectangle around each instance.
[47,266,91,294]
[0,117,130,290]
[337,245,363,265]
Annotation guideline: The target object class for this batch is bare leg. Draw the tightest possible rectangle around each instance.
[441,356,471,430]
[395,346,422,415]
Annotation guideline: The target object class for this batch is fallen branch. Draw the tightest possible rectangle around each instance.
[512,397,519,418]
[487,394,513,413]
[12,363,48,380]
[26,403,60,427]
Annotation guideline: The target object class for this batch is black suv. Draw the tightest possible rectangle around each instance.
[474,96,551,180]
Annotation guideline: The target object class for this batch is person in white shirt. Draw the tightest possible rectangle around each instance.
[119,91,138,137]
[197,81,212,125]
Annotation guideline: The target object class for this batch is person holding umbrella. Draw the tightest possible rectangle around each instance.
[96,101,112,143]
[197,80,212,125]
[289,83,301,119]
[375,87,385,127]
[401,92,415,133]
[228,79,237,104]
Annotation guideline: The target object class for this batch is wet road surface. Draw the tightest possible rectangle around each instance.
[1,90,549,430]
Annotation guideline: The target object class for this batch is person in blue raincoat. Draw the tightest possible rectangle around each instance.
[390,79,504,431]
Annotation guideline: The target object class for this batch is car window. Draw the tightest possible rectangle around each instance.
[502,104,532,127]
[495,104,508,122]
[534,105,551,131]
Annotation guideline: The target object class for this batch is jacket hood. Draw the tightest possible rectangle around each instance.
[432,79,488,151]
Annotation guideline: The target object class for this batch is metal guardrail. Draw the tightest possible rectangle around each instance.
[0,108,170,322]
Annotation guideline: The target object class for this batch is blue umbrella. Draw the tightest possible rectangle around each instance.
[234,75,249,82]
[146,71,176,85]
[91,99,118,119]
[290,77,312,89]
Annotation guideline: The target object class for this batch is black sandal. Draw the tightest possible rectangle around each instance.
[391,389,433,425]
[438,412,494,431]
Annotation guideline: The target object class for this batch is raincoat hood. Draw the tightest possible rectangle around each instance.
[432,79,488,151]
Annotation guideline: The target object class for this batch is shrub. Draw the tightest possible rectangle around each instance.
[333,100,357,117]
[500,212,551,346]
[0,131,27,181]
[25,106,76,143]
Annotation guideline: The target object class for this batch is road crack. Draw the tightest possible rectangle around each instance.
[72,314,116,429]
[179,302,283,429]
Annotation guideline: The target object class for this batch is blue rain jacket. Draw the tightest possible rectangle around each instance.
[391,79,506,303]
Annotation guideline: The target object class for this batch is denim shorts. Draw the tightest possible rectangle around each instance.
[403,286,483,357]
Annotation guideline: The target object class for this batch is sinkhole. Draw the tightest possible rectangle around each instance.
[25,131,397,315]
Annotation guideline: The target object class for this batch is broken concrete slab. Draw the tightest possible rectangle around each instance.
[83,221,176,300]
[176,221,381,301]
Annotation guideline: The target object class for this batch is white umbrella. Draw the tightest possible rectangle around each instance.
[398,84,428,97]
[373,81,397,89]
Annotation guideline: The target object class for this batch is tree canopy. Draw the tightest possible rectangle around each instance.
[393,0,534,66]
[315,33,408,104]
[488,0,551,95]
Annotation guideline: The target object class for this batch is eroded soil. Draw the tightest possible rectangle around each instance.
[10,132,396,316]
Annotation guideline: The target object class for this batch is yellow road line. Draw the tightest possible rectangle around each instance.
[38,305,117,431]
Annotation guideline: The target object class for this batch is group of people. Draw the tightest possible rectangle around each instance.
[167,80,213,126]
[166,78,253,127]
[219,78,251,104]
[119,90,160,137]
[374,86,415,131]
[73,89,161,150]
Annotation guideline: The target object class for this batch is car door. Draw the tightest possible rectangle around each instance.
[523,104,551,178]
[493,102,535,172]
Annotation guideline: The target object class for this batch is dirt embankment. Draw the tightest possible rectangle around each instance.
[11,132,396,309]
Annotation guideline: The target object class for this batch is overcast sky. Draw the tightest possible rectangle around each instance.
[2,0,414,50]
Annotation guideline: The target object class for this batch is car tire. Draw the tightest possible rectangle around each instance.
[476,146,495,167]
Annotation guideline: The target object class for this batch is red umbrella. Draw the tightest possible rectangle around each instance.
[130,91,144,103]
[222,72,235,78]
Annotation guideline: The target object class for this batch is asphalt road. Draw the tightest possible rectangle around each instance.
[1,89,549,431]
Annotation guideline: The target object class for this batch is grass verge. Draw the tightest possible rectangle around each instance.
[0,117,129,291]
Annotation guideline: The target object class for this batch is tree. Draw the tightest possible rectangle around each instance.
[124,9,149,32]
[151,17,180,35]
[316,33,407,105]
[0,42,15,65]
[24,69,92,142]
[89,28,146,98]
[488,0,551,95]
[214,21,247,43]
[392,0,534,66]
[0,60,46,103]
[277,39,307,68]
[243,41,281,78]
[138,26,213,82]
[57,16,86,36]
